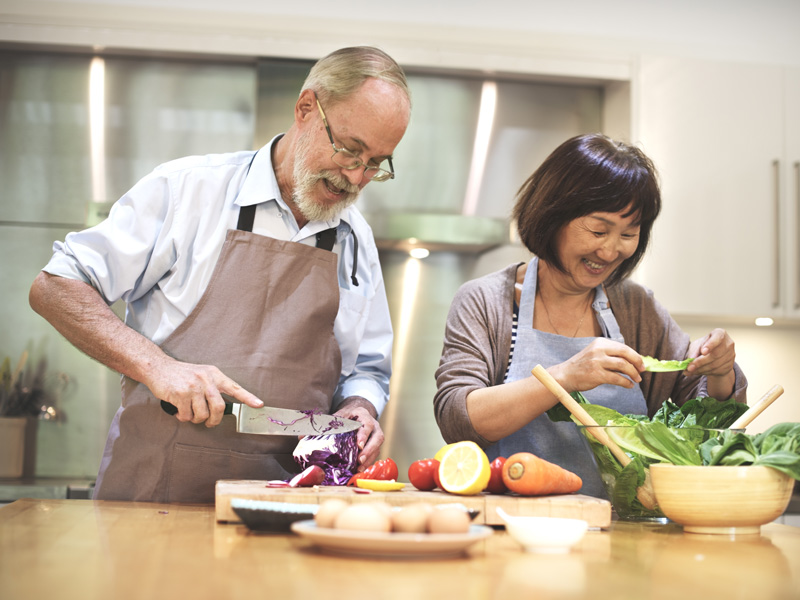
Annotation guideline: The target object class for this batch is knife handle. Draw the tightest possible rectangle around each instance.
[159,399,234,416]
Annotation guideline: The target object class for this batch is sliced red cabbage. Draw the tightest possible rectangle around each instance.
[292,429,359,486]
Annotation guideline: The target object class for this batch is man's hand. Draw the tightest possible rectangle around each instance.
[334,396,384,469]
[29,273,261,427]
[148,356,264,427]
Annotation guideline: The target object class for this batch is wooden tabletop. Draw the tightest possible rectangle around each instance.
[2,498,799,600]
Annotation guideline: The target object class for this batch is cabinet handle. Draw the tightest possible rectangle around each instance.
[773,160,781,308]
[795,161,800,310]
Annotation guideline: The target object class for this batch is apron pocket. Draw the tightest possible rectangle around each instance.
[167,442,295,503]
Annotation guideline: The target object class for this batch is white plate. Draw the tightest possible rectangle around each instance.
[290,520,493,559]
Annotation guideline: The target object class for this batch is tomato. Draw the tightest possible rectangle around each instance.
[347,458,399,485]
[407,458,440,491]
[485,457,508,494]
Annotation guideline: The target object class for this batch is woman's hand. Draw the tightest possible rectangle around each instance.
[548,338,644,393]
[686,328,736,399]
[686,328,736,376]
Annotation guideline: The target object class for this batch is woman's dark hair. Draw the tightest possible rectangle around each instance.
[512,133,661,286]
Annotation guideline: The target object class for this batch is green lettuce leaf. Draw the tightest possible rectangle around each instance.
[653,396,748,429]
[700,423,800,479]
[546,391,588,422]
[635,422,703,465]
[642,356,694,372]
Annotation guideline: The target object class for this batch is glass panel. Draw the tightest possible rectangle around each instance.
[254,59,602,219]
[0,52,93,225]
[0,50,256,226]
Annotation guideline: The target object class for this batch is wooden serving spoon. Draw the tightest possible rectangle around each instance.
[531,364,658,510]
[729,384,784,430]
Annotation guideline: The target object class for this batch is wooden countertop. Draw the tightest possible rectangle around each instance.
[2,498,799,600]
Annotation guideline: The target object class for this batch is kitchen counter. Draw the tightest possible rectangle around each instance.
[1,499,799,600]
[0,477,95,504]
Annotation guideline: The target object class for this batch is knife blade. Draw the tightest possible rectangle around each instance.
[159,399,361,436]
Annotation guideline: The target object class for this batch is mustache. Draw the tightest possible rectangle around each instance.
[317,170,360,195]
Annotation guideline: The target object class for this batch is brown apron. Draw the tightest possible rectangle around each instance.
[94,203,342,503]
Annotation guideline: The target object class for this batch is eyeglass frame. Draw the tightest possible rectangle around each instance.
[313,92,395,182]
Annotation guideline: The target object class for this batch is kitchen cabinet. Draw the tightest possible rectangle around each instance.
[632,57,800,320]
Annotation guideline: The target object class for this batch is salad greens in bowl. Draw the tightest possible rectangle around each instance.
[551,395,800,521]
[549,396,752,520]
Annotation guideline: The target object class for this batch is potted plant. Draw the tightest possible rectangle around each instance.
[0,351,67,478]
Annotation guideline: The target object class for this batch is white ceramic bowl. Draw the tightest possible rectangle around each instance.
[650,464,794,535]
[496,507,588,553]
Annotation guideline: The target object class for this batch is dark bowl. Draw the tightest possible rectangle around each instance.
[231,498,318,532]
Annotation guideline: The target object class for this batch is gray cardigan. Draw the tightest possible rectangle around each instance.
[433,262,748,446]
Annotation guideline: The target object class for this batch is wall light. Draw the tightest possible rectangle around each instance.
[89,56,106,202]
[755,317,774,327]
[409,247,430,259]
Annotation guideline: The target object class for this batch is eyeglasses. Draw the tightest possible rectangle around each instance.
[314,93,395,182]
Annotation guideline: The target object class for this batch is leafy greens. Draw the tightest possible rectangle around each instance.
[549,393,798,478]
[641,356,694,372]
[546,393,800,518]
[699,422,800,480]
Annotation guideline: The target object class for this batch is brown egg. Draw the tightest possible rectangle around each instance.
[392,503,434,533]
[428,506,471,534]
[369,501,394,519]
[334,503,392,533]
[314,499,349,529]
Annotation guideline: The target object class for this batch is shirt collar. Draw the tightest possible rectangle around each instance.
[235,134,353,239]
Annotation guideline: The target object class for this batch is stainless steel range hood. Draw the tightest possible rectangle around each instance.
[363,212,509,253]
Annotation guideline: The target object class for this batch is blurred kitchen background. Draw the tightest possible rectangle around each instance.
[1,1,799,500]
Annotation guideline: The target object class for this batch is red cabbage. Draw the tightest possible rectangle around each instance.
[292,429,359,486]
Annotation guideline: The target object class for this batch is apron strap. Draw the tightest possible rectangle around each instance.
[237,204,256,232]
[237,205,339,254]
[236,149,341,257]
[315,227,337,251]
[236,150,260,232]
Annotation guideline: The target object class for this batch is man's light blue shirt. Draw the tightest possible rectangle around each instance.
[43,136,392,415]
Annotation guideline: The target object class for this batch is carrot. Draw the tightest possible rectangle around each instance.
[501,452,582,496]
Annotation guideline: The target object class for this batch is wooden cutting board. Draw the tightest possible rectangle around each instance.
[215,480,612,528]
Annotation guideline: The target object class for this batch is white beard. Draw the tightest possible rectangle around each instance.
[292,132,360,222]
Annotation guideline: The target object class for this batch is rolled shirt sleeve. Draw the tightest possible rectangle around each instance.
[41,143,392,415]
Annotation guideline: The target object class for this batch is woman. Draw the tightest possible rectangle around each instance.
[433,133,747,498]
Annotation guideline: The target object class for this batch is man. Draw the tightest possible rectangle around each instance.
[29,46,412,503]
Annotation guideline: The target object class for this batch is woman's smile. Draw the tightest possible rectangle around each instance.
[556,208,641,289]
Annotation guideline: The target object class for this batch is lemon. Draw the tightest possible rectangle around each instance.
[355,479,406,492]
[434,443,455,462]
[437,441,491,495]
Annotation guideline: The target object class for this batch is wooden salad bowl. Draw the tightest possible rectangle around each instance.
[649,464,794,535]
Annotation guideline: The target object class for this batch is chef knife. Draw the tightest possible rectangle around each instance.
[159,399,361,436]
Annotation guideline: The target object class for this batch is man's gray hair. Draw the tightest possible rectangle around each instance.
[302,46,411,107]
